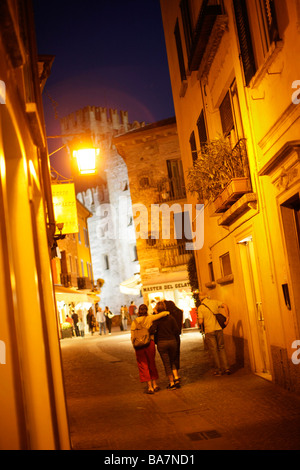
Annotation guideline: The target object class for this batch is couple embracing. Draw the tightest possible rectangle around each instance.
[131,300,183,394]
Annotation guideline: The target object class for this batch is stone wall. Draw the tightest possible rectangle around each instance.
[61,107,143,313]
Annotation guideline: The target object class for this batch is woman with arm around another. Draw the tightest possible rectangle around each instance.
[131,304,169,394]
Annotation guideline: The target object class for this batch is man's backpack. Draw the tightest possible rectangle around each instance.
[132,318,151,350]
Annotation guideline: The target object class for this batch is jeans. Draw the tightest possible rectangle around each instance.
[205,330,229,372]
[99,321,106,335]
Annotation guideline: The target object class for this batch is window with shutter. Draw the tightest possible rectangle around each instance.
[220,91,234,137]
[189,131,198,163]
[220,252,232,277]
[260,0,279,45]
[233,0,257,86]
[167,159,186,199]
[174,19,186,82]
[197,110,208,150]
[219,80,244,147]
[180,0,193,57]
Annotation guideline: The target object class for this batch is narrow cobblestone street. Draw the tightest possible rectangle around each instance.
[60,328,300,452]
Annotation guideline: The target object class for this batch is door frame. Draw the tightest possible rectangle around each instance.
[236,228,272,380]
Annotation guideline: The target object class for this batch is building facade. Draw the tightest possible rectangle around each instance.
[51,197,100,333]
[160,0,300,392]
[0,0,70,449]
[114,118,196,324]
[60,107,142,313]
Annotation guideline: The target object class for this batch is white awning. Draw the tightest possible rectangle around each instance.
[120,274,142,296]
[54,285,100,304]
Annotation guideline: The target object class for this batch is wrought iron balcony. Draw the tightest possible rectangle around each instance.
[155,177,186,204]
[212,138,252,214]
[159,241,193,268]
[60,272,78,288]
[77,276,93,290]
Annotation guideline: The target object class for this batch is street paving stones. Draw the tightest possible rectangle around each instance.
[60,329,300,451]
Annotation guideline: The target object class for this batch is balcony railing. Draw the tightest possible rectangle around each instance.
[188,1,226,73]
[60,273,95,290]
[60,272,78,288]
[77,276,93,290]
[155,178,186,204]
[159,242,193,268]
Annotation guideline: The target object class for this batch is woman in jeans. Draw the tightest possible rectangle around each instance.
[154,301,181,390]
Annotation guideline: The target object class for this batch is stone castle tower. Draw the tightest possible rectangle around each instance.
[60,106,144,313]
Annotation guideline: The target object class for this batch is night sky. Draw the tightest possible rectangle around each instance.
[33,0,175,176]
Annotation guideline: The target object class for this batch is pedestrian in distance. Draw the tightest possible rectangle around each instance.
[121,305,128,331]
[77,316,85,337]
[72,310,80,337]
[197,292,230,376]
[97,305,106,335]
[104,306,114,335]
[87,307,96,335]
[129,300,137,323]
[131,303,170,394]
[148,299,156,315]
[153,301,181,390]
[119,306,124,331]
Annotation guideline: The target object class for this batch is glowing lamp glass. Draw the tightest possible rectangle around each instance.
[73,149,98,175]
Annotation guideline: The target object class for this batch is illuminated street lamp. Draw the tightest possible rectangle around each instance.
[72,148,100,175]
[47,133,100,175]
[47,133,99,256]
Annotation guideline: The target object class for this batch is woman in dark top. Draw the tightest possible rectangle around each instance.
[165,300,183,372]
[154,301,181,390]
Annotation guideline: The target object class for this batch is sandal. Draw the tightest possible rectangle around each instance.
[174,379,181,388]
[154,386,160,392]
[167,383,176,391]
[145,389,154,394]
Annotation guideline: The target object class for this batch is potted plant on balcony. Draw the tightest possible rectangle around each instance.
[187,137,250,212]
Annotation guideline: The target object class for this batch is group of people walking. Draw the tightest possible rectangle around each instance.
[94,305,114,335]
[70,301,139,337]
[95,301,138,334]
[65,292,231,393]
[131,293,230,394]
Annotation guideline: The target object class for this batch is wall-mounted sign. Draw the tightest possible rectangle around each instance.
[142,280,191,293]
[51,183,78,234]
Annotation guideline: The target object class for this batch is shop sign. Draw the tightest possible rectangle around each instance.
[142,280,191,293]
[52,183,78,234]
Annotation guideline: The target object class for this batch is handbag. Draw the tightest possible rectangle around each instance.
[202,302,227,329]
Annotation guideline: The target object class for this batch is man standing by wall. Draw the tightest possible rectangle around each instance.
[198,293,230,376]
